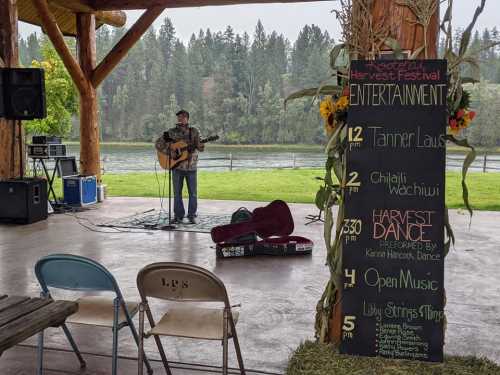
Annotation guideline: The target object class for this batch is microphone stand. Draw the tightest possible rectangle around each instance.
[161,141,176,231]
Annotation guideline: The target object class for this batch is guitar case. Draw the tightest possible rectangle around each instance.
[256,236,313,256]
[216,236,313,259]
[226,207,257,244]
[214,201,313,259]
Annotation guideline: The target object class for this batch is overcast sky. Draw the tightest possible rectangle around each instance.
[19,0,500,42]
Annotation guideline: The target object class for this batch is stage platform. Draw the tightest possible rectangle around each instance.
[0,197,499,373]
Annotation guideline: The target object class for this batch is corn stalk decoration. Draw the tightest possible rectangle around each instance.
[285,0,498,345]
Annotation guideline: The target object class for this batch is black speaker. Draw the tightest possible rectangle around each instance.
[2,68,46,120]
[0,178,48,224]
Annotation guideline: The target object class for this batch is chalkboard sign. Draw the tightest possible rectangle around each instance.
[340,60,447,363]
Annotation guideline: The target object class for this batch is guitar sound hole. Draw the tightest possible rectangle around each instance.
[172,150,182,160]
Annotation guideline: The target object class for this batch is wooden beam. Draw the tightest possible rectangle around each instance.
[51,0,127,27]
[92,6,164,87]
[373,0,439,58]
[95,10,126,27]
[77,13,101,179]
[0,0,17,66]
[90,0,329,11]
[32,0,89,94]
[0,0,22,180]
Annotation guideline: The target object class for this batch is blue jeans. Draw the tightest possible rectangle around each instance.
[172,169,197,219]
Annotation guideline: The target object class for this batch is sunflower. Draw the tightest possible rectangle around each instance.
[335,96,349,111]
[320,97,337,137]
[320,96,336,121]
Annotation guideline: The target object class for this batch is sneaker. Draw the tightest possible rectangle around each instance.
[188,217,196,225]
[171,217,183,224]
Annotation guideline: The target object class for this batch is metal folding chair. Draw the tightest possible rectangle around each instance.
[34,254,153,375]
[137,262,245,375]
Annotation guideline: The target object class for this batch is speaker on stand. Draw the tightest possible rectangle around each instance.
[2,68,46,120]
[0,68,48,224]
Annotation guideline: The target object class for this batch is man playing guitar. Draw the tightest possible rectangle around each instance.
[155,110,204,224]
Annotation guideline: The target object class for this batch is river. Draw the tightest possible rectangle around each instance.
[63,144,499,174]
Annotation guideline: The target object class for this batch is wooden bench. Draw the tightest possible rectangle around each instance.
[0,294,78,356]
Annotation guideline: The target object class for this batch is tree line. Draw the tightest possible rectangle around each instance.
[19,22,500,147]
[441,27,500,148]
[20,19,332,145]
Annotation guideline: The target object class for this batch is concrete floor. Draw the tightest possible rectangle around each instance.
[0,197,499,374]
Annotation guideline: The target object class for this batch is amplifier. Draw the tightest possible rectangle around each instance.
[0,178,48,224]
[32,135,62,144]
[28,144,67,159]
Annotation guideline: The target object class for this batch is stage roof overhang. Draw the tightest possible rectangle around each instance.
[88,0,330,11]
[18,0,328,35]
[18,0,127,36]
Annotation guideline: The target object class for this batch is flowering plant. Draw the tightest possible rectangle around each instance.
[319,88,350,137]
[447,90,476,135]
[448,108,476,135]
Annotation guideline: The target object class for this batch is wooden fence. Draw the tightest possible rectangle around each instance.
[196,153,500,172]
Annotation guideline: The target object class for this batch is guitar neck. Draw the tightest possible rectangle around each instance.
[178,137,217,152]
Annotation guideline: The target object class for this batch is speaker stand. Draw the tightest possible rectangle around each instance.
[18,120,23,179]
[160,143,176,231]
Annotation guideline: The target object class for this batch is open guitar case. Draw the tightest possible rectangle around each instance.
[212,201,313,259]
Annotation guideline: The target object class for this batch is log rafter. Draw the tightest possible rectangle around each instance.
[89,0,329,11]
[31,0,165,179]
[32,0,89,94]
[50,0,126,27]
[92,5,165,87]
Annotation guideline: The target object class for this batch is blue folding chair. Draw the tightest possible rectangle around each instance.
[34,254,153,375]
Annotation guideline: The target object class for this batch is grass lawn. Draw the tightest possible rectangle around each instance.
[287,341,500,375]
[92,169,500,211]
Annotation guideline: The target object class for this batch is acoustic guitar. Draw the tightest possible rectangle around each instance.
[157,135,219,170]
[211,200,294,243]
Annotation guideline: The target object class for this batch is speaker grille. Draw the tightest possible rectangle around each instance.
[3,68,46,120]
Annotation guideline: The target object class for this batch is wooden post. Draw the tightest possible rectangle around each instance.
[372,0,440,59]
[0,0,22,180]
[483,152,488,173]
[77,13,100,179]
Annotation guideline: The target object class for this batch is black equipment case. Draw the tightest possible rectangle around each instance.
[215,205,313,259]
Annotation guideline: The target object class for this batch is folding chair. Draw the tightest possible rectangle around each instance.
[34,254,153,375]
[137,262,245,375]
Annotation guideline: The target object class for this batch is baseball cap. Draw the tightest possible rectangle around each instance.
[176,109,190,118]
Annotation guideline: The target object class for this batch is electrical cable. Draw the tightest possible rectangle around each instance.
[64,212,155,234]
[153,149,170,227]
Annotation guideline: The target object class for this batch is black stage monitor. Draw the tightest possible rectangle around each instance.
[57,157,78,177]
